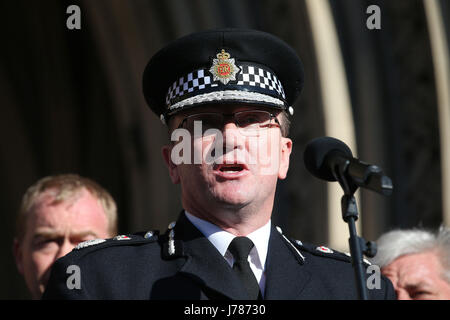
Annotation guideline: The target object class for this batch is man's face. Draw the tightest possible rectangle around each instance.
[13,188,111,299]
[382,251,450,300]
[162,105,292,222]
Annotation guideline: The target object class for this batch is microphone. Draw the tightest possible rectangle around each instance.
[303,136,393,196]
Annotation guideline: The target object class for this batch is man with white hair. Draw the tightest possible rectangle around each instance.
[371,226,450,300]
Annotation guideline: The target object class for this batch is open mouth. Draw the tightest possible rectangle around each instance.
[213,163,249,174]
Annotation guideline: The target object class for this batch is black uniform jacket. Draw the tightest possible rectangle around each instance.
[43,212,396,300]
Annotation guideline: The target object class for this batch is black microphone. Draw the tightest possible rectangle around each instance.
[303,136,393,196]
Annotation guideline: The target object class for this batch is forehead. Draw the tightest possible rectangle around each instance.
[383,251,443,282]
[29,189,105,227]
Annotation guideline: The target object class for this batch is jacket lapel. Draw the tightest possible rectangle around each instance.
[264,225,312,299]
[175,213,249,300]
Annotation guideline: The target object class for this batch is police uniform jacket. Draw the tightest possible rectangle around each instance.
[43,211,396,300]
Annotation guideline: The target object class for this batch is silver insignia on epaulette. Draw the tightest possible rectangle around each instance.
[74,238,106,250]
[168,221,176,230]
[168,221,176,256]
[316,246,333,254]
[144,231,154,239]
[276,226,306,262]
[344,252,372,265]
[113,235,131,240]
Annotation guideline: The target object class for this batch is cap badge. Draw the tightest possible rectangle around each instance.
[209,49,240,85]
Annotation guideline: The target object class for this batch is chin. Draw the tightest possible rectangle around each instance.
[210,187,253,207]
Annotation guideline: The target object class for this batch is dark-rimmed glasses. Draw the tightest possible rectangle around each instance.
[177,110,281,136]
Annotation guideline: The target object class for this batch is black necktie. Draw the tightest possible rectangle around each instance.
[228,237,261,300]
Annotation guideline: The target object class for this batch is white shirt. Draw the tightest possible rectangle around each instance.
[184,211,271,296]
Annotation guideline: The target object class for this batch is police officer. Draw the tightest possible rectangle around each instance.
[43,28,395,300]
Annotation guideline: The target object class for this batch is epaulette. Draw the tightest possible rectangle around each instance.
[276,225,359,264]
[292,241,353,263]
[275,226,306,264]
[72,230,160,252]
[288,238,372,266]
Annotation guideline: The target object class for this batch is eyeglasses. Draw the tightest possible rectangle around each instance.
[177,110,281,136]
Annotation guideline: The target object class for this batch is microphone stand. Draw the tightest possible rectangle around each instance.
[330,157,378,300]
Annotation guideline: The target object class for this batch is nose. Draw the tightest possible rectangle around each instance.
[222,120,245,150]
[222,120,239,131]
[222,116,241,136]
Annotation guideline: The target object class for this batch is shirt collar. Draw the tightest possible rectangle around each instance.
[246,219,271,269]
[184,211,271,269]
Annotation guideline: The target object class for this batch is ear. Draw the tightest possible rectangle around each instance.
[13,238,24,275]
[278,137,292,180]
[161,145,180,184]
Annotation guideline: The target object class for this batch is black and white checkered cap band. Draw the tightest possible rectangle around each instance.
[165,63,286,112]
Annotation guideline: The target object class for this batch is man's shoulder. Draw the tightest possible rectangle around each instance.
[60,230,162,264]
[275,227,356,266]
[285,236,375,269]
[43,230,166,299]
[280,234,396,300]
[291,239,356,264]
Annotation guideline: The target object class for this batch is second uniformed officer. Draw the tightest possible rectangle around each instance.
[43,28,396,300]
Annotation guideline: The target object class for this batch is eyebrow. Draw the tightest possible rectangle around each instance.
[33,229,98,239]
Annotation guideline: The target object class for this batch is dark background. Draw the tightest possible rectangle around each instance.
[1,0,448,299]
